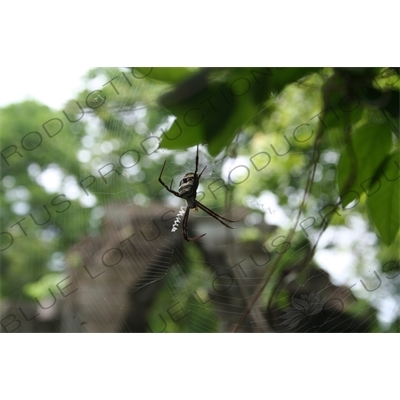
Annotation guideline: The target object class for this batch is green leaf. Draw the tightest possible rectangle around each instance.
[159,68,320,155]
[366,151,400,245]
[133,67,197,83]
[159,82,224,150]
[362,87,400,118]
[337,123,392,207]
[323,75,364,131]
[206,90,256,156]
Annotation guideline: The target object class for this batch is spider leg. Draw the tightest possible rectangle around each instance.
[194,145,199,175]
[198,165,207,179]
[158,161,180,197]
[193,145,207,180]
[182,205,206,242]
[195,200,243,228]
[169,178,175,191]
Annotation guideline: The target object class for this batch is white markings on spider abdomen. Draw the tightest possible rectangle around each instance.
[171,206,187,232]
[178,173,195,197]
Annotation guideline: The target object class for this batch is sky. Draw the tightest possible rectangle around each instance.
[0,67,91,110]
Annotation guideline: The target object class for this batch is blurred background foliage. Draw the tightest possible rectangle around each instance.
[1,67,399,332]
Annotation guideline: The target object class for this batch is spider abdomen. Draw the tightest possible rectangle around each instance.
[179,173,198,208]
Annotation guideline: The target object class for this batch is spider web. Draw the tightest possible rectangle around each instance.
[53,68,256,333]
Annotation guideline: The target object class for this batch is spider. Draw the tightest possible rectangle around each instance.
[159,146,242,241]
